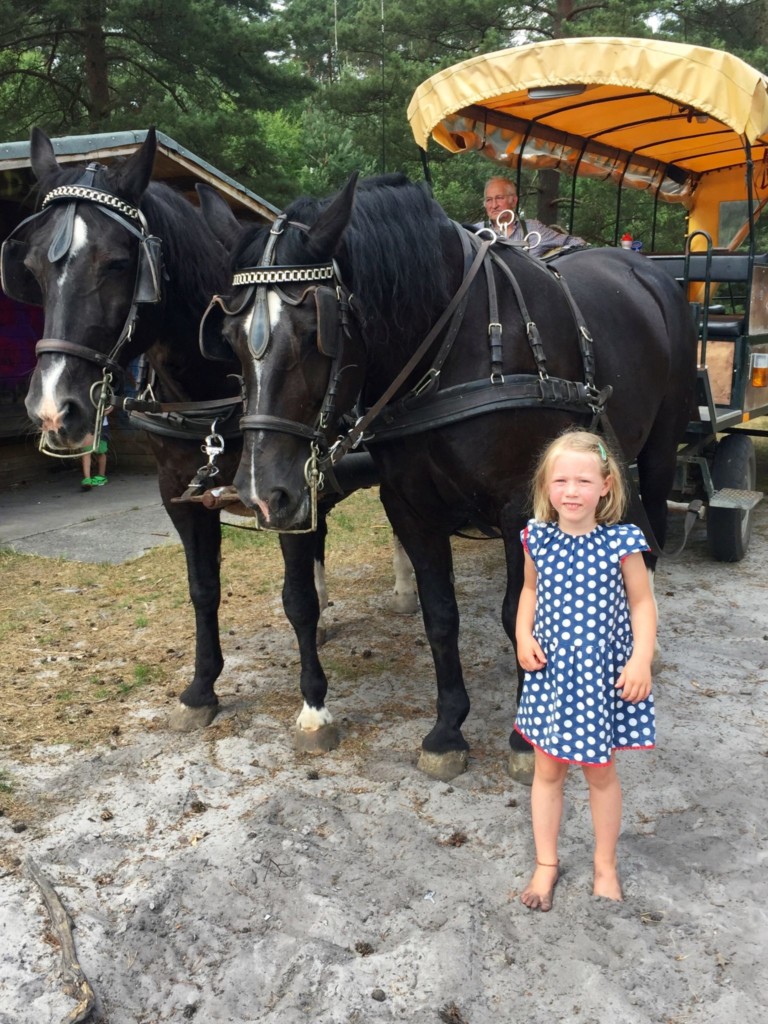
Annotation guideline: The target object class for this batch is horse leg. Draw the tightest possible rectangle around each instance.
[381,496,470,781]
[389,533,419,614]
[281,521,339,755]
[164,497,226,731]
[635,416,683,660]
[500,503,536,784]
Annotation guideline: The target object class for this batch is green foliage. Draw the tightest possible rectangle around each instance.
[0,0,310,177]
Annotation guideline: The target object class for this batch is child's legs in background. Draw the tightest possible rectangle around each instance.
[582,760,623,900]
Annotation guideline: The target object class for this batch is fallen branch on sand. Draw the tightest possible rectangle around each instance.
[26,857,96,1024]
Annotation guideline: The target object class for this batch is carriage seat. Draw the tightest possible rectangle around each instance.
[648,253,751,340]
[703,310,744,339]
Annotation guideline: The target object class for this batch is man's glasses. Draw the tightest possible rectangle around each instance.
[484,194,516,205]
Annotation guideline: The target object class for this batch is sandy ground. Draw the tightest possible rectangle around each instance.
[1,502,767,1024]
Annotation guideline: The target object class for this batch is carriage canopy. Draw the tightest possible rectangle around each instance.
[407,37,768,213]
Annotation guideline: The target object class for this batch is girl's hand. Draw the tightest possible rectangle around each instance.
[615,654,652,704]
[516,635,547,672]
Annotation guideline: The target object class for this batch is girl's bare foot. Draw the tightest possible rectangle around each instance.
[520,860,560,912]
[593,862,623,901]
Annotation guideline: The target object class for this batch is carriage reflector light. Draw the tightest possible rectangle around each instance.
[750,352,768,387]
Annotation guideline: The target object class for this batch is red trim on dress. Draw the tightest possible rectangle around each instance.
[514,724,654,766]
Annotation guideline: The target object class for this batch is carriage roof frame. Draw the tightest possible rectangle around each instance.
[407,36,768,210]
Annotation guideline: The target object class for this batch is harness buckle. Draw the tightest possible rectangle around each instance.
[412,367,440,398]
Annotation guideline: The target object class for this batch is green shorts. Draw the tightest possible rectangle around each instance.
[95,438,108,455]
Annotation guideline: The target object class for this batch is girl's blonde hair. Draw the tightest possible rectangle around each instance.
[531,429,626,525]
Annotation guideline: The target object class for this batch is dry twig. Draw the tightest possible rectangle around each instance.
[26,858,96,1024]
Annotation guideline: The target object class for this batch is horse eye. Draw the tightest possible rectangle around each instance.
[105,258,132,274]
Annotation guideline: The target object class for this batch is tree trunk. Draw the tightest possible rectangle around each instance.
[536,169,560,224]
[81,1,111,129]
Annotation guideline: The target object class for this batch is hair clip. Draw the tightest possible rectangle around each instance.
[597,440,608,462]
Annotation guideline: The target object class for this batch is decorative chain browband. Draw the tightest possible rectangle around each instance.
[42,185,141,221]
[233,264,335,287]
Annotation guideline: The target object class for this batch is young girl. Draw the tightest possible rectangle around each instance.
[515,429,656,910]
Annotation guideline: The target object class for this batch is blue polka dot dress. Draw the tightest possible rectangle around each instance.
[515,520,656,765]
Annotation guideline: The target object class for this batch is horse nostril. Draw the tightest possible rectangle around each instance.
[268,488,291,514]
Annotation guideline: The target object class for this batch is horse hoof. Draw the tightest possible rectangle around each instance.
[417,748,469,781]
[389,590,419,615]
[507,750,535,786]
[293,723,340,754]
[168,703,219,732]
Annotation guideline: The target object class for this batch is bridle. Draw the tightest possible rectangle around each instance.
[0,163,163,457]
[199,214,358,529]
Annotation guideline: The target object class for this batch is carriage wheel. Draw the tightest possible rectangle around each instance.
[706,433,756,562]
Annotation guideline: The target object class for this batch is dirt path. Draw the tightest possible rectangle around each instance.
[1,502,767,1024]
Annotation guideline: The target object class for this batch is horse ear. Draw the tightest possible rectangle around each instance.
[196,183,241,249]
[306,171,359,259]
[111,127,157,203]
[29,127,60,183]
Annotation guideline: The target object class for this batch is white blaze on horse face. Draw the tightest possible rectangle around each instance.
[36,356,68,431]
[242,291,285,523]
[35,215,90,430]
[56,214,89,290]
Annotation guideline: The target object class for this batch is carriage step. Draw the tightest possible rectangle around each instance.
[708,487,764,510]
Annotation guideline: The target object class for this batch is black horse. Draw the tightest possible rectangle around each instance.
[6,130,415,745]
[199,171,698,781]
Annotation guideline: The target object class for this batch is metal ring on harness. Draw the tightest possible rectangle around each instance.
[494,209,516,235]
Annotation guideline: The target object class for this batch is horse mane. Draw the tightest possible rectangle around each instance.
[140,185,228,311]
[235,173,453,348]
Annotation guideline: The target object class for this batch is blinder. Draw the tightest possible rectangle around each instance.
[315,285,341,359]
[134,234,163,304]
[0,237,42,305]
[198,287,255,362]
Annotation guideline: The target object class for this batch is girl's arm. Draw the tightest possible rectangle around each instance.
[515,550,547,671]
[617,552,657,703]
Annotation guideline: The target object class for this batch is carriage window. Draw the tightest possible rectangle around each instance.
[717,200,768,252]
[719,201,748,250]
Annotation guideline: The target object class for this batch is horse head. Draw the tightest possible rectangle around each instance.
[5,127,161,451]
[199,175,366,531]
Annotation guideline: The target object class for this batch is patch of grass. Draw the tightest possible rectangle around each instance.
[55,690,74,702]
[135,614,148,628]
[221,524,275,549]
[116,662,162,696]
[0,769,13,794]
